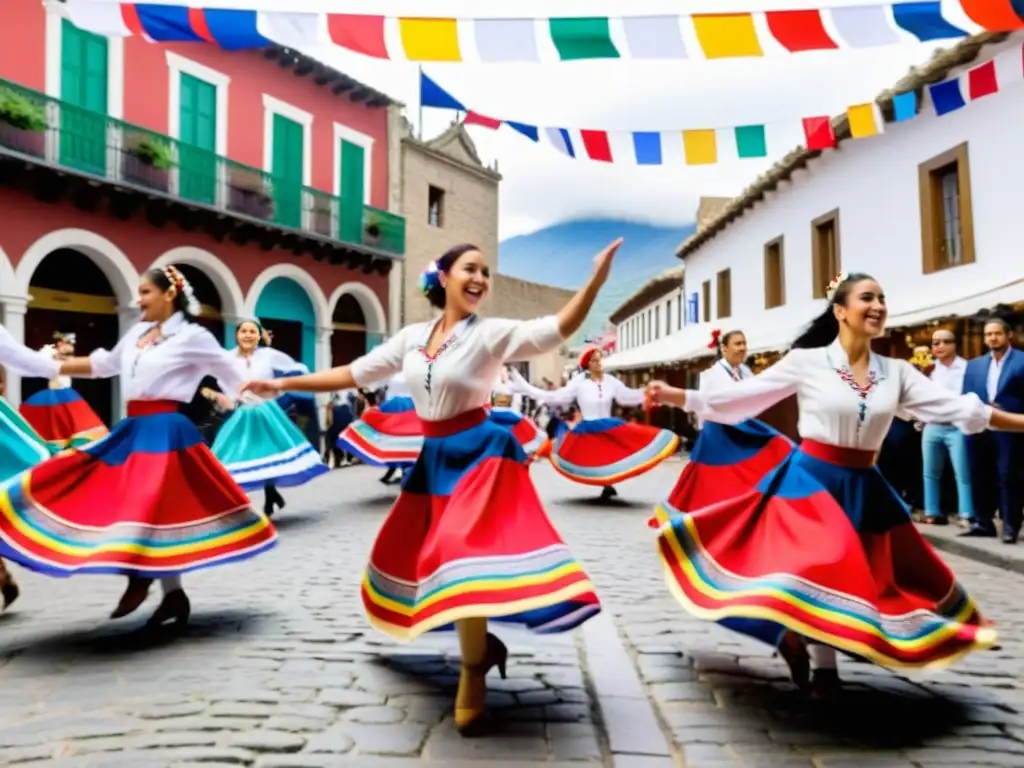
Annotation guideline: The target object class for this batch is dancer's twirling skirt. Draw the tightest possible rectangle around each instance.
[0,400,277,578]
[0,398,54,484]
[651,420,792,527]
[211,399,328,492]
[551,417,679,486]
[653,438,995,669]
[489,407,546,456]
[20,388,107,449]
[362,407,601,639]
[339,397,421,468]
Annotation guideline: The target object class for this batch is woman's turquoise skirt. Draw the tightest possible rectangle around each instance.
[210,400,328,492]
[0,397,55,484]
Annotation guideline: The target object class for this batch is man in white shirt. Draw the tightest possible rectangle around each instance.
[920,330,972,527]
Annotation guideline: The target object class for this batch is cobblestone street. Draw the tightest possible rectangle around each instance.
[1,460,1023,767]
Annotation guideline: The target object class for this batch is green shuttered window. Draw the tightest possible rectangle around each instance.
[272,114,304,229]
[338,139,365,242]
[60,20,108,174]
[178,73,218,204]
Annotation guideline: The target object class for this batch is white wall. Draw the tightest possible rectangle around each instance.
[616,288,685,352]
[682,36,1024,347]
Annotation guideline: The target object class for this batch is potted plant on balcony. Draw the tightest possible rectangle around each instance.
[123,135,174,192]
[362,210,386,248]
[228,166,273,220]
[0,87,47,158]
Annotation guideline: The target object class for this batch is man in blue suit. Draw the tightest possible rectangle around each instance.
[962,319,1024,543]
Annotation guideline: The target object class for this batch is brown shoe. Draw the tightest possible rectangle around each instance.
[0,559,19,610]
[145,589,191,630]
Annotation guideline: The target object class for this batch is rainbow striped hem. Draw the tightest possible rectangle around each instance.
[655,509,996,670]
[50,426,109,450]
[339,421,422,466]
[553,430,679,486]
[362,543,600,640]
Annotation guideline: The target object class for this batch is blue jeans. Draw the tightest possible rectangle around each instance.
[922,424,974,519]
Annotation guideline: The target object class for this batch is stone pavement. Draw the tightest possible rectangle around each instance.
[917,521,1024,576]
[0,460,1023,767]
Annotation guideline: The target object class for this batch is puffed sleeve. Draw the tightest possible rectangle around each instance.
[897,360,991,434]
[0,325,60,379]
[263,348,305,374]
[684,351,803,425]
[479,316,564,362]
[510,369,579,407]
[610,375,646,407]
[188,327,248,398]
[349,326,415,389]
[88,326,138,379]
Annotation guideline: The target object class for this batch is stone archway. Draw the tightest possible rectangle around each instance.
[150,247,246,343]
[327,282,388,364]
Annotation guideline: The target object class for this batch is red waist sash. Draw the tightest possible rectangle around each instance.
[420,408,488,438]
[800,438,877,469]
[127,400,180,418]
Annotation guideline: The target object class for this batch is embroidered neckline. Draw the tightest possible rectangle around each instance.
[417,315,477,395]
[828,349,880,432]
[131,320,185,378]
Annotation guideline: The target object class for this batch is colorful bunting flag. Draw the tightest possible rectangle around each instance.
[67,0,1003,65]
[418,41,1024,166]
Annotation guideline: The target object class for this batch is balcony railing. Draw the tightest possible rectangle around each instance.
[0,78,405,258]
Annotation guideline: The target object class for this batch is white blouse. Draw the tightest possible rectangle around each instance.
[700,359,753,390]
[349,314,564,422]
[234,346,301,381]
[512,369,646,421]
[0,327,61,381]
[384,372,412,401]
[88,312,247,403]
[684,339,992,452]
[39,344,72,389]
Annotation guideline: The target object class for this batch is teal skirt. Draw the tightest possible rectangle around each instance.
[0,397,55,485]
[210,400,328,492]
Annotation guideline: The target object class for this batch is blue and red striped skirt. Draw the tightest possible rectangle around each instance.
[488,407,546,457]
[0,400,277,578]
[362,407,600,639]
[20,388,108,449]
[339,397,421,468]
[653,437,994,669]
[551,417,679,486]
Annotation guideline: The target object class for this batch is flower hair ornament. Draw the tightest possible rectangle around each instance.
[163,265,202,316]
[707,328,722,350]
[825,271,849,303]
[418,260,442,296]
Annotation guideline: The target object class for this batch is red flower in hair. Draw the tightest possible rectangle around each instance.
[707,328,722,349]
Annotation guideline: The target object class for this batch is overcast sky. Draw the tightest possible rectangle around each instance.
[301,0,973,238]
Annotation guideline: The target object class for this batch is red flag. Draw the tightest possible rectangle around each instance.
[464,111,502,130]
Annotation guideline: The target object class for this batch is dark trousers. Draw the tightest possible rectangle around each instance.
[967,431,1024,535]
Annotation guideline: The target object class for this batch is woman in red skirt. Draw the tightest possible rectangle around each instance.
[511,349,679,501]
[243,240,621,735]
[0,266,277,630]
[645,272,1024,698]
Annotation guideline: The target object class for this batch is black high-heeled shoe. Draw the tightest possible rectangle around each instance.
[455,632,509,737]
[111,576,153,619]
[0,559,19,610]
[810,668,842,700]
[778,631,810,693]
[145,589,191,630]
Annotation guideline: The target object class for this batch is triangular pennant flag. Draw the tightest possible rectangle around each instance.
[419,71,466,110]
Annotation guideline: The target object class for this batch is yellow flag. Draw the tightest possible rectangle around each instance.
[683,130,717,165]
[692,14,763,59]
[399,18,462,61]
[847,103,881,139]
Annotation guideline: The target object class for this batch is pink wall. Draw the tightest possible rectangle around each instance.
[0,0,46,91]
[121,41,390,208]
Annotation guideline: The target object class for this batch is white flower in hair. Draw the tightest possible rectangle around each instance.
[825,271,849,302]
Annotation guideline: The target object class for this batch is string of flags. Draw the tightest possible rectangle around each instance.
[422,42,1024,165]
[67,0,1010,64]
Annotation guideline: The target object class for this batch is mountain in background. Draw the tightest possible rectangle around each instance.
[499,219,696,343]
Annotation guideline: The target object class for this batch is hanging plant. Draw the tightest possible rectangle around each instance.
[0,88,46,132]
[131,137,175,170]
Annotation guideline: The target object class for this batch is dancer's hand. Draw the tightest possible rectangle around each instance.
[241,379,283,397]
[591,238,623,287]
[646,380,684,406]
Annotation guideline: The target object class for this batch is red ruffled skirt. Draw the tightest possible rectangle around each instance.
[339,397,421,467]
[20,388,108,449]
[362,408,600,639]
[653,438,995,669]
[552,417,679,486]
[488,407,546,456]
[0,400,277,578]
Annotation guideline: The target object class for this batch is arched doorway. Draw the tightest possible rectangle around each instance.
[178,264,225,343]
[254,277,316,368]
[331,293,367,365]
[23,249,118,425]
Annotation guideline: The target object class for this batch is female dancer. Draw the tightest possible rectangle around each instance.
[0,326,85,609]
[490,366,546,458]
[652,328,792,525]
[242,240,620,734]
[0,266,277,629]
[20,332,108,449]
[207,319,328,517]
[646,272,1021,697]
[511,349,679,501]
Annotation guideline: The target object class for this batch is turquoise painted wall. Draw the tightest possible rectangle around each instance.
[254,277,317,369]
